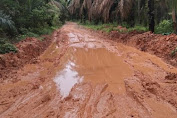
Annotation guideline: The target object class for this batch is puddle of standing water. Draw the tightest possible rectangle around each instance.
[54,46,133,98]
[54,61,83,98]
[53,32,134,98]
[72,48,133,93]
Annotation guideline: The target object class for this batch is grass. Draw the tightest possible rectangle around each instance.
[79,21,147,33]
[127,25,148,32]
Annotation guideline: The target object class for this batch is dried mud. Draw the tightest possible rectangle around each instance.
[0,23,177,118]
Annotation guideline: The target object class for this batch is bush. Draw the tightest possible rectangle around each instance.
[17,31,39,41]
[0,40,17,54]
[29,4,61,28]
[155,20,173,34]
[17,26,58,41]
[33,26,57,35]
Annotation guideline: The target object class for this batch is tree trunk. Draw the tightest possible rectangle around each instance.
[172,9,177,33]
[148,0,155,33]
[138,0,140,24]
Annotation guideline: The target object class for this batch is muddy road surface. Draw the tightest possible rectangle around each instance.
[1,23,177,118]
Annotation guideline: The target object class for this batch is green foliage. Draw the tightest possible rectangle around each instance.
[17,26,57,41]
[128,25,148,32]
[80,21,147,33]
[69,0,177,34]
[171,47,177,57]
[17,32,39,41]
[155,20,174,34]
[0,10,17,35]
[121,22,130,28]
[0,39,17,54]
[29,3,61,28]
[29,26,58,35]
[80,21,119,33]
[0,0,67,37]
[0,0,68,54]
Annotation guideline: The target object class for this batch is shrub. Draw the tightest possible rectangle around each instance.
[0,40,17,54]
[155,20,173,34]
[17,31,39,41]
[29,4,61,28]
[17,26,58,41]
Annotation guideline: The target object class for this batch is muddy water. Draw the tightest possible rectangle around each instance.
[53,32,135,98]
[54,47,133,97]
[54,60,84,98]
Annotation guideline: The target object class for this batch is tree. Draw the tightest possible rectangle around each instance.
[172,0,177,33]
[0,10,17,35]
[148,0,155,32]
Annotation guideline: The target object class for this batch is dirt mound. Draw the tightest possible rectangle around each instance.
[108,31,177,67]
[0,35,52,82]
[83,26,177,67]
[117,25,128,32]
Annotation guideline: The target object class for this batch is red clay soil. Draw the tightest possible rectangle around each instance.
[0,33,53,82]
[108,31,177,67]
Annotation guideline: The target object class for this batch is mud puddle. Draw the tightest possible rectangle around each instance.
[54,47,133,98]
[54,31,177,99]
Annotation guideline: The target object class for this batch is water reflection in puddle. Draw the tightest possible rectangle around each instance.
[54,61,83,98]
[54,33,133,98]
[54,47,133,97]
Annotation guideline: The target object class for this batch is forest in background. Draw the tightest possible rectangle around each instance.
[68,0,177,34]
[0,0,177,54]
[0,0,68,54]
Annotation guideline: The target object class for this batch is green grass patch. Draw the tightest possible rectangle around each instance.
[79,21,118,33]
[79,21,147,33]
[127,25,148,32]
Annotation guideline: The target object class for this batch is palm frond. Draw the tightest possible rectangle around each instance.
[119,0,134,19]
[68,0,135,22]
[0,10,17,32]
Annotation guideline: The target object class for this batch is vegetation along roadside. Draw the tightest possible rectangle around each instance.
[0,0,68,54]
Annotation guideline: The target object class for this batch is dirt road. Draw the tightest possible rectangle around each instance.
[0,23,177,118]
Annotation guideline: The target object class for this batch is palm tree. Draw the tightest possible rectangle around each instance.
[68,0,134,24]
[0,10,17,33]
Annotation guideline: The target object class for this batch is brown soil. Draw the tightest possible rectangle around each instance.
[0,31,58,82]
[108,30,177,67]
[0,23,177,118]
